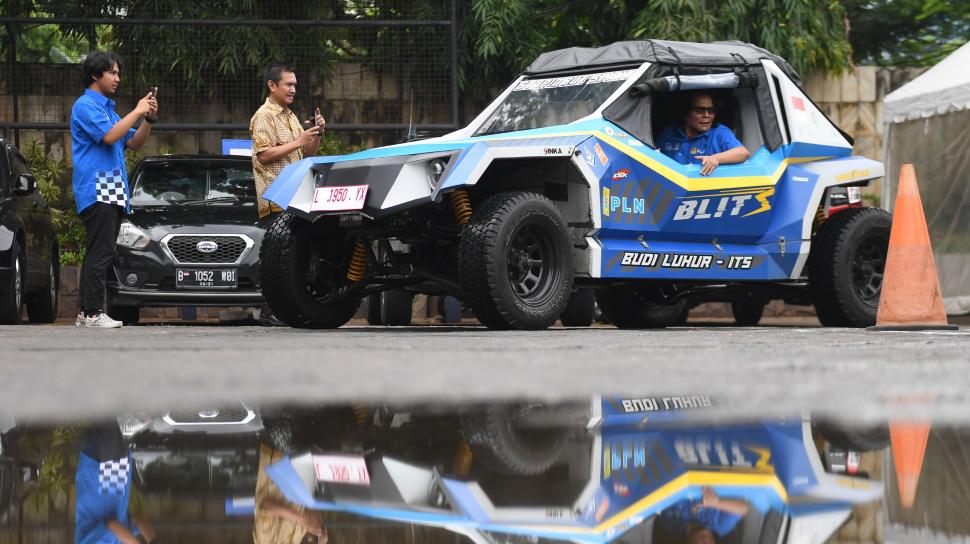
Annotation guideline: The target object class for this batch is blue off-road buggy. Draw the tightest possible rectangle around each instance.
[261,40,889,329]
[264,399,886,544]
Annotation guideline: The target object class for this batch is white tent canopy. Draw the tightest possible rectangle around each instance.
[882,41,970,315]
[884,41,970,123]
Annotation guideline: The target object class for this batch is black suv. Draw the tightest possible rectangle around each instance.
[0,138,59,324]
[106,155,264,324]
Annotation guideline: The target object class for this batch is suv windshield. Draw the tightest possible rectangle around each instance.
[474,69,636,136]
[130,162,256,206]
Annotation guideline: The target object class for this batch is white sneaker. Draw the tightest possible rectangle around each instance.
[75,312,122,329]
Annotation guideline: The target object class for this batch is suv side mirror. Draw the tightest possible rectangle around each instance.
[14,174,35,196]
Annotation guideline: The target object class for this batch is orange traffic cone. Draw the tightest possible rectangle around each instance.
[869,164,957,330]
[889,422,930,509]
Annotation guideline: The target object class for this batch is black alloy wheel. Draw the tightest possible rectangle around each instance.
[459,192,573,330]
[851,235,886,304]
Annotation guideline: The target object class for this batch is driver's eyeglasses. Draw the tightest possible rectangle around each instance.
[692,107,716,116]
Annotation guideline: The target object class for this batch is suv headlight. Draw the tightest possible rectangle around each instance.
[117,221,151,249]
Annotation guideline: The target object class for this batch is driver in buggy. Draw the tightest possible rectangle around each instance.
[655,487,751,544]
[656,91,751,176]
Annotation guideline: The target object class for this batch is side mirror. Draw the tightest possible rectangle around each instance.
[14,174,35,196]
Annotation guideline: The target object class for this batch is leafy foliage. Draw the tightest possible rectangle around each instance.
[22,141,86,264]
[459,0,853,107]
[844,0,969,66]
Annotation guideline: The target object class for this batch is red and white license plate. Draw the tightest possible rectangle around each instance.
[311,185,368,212]
[313,454,371,486]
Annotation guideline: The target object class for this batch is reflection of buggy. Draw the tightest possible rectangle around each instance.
[265,398,884,544]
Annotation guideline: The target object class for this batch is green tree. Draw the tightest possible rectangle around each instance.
[459,0,853,108]
[844,0,969,66]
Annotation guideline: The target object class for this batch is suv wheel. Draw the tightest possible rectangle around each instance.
[367,289,413,326]
[810,207,891,327]
[731,300,764,326]
[559,288,595,327]
[598,286,687,329]
[26,250,59,323]
[107,304,140,326]
[259,213,361,329]
[459,192,573,330]
[0,244,24,324]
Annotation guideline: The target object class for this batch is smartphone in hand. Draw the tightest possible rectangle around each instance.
[146,86,159,122]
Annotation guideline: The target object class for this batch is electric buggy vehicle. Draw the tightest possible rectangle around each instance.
[260,40,889,329]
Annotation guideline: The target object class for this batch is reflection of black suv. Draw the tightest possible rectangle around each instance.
[0,138,59,324]
[106,155,264,325]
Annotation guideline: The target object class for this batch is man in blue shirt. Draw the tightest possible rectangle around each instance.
[655,91,750,176]
[71,51,156,328]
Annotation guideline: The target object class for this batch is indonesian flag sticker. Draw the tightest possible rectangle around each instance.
[791,96,806,111]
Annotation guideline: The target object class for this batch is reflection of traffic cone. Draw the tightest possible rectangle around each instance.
[889,423,930,508]
[870,164,958,330]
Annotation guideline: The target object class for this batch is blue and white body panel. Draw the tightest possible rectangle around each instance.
[262,58,883,283]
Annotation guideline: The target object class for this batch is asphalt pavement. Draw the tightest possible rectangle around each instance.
[2,319,968,424]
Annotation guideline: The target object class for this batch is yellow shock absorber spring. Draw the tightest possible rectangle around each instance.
[450,189,473,225]
[353,403,369,427]
[451,438,474,478]
[346,239,368,282]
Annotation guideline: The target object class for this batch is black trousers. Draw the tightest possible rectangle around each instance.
[78,202,123,314]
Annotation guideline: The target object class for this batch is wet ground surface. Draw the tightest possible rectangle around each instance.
[1,320,967,422]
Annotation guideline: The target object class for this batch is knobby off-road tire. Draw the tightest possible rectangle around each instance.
[259,213,361,329]
[559,288,595,327]
[26,248,58,323]
[809,207,891,327]
[0,243,24,324]
[460,404,570,477]
[731,300,764,326]
[598,286,688,329]
[459,192,573,330]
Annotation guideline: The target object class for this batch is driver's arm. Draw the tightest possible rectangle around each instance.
[713,145,751,165]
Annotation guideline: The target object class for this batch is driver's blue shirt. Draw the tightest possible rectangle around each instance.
[656,123,742,166]
[659,498,743,537]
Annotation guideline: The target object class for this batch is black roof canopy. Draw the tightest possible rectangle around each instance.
[524,39,800,83]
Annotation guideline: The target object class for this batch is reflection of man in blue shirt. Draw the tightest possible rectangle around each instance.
[74,423,156,544]
[657,488,750,544]
[655,92,750,176]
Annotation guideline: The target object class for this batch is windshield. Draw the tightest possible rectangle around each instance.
[130,162,256,206]
[474,69,637,136]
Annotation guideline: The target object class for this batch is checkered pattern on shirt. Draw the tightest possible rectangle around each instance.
[250,98,307,218]
[95,169,128,208]
[98,456,130,496]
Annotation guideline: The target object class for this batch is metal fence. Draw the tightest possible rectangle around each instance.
[0,0,460,154]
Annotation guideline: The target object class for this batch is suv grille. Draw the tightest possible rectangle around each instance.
[167,406,251,424]
[165,235,250,264]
